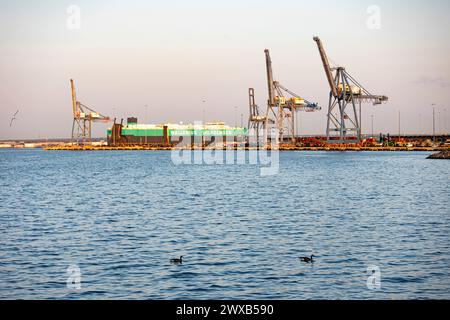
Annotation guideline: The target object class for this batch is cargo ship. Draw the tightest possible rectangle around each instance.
[107,117,247,146]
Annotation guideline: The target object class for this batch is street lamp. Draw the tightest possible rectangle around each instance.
[444,108,448,134]
[144,104,148,145]
[202,99,206,124]
[418,113,421,135]
[371,115,374,139]
[431,103,436,143]
[144,105,149,123]
[438,111,441,135]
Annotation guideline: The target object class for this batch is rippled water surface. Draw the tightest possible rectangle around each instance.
[0,149,449,299]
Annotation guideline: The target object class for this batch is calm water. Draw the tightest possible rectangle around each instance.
[0,149,449,300]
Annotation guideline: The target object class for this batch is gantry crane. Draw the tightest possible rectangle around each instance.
[70,79,110,144]
[263,49,320,144]
[313,37,388,143]
[248,88,270,147]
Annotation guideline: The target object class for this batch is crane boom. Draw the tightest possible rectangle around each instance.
[264,49,275,106]
[70,79,78,116]
[275,83,320,110]
[313,37,338,98]
[344,71,388,105]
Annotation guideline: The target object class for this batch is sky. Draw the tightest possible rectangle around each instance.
[1,0,449,139]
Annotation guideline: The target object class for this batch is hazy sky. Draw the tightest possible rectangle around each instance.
[1,0,449,139]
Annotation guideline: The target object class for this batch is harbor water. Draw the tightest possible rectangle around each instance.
[0,149,449,299]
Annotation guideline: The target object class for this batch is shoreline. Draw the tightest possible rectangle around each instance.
[41,145,449,152]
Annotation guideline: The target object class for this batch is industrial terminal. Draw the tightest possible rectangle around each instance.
[4,36,448,152]
[2,1,450,304]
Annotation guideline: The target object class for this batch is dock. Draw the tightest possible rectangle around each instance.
[43,145,448,152]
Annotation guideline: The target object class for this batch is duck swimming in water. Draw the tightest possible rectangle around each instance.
[299,255,315,263]
[170,256,183,264]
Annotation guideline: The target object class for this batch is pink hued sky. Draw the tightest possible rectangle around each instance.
[1,0,449,139]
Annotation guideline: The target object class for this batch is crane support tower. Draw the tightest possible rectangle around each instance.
[248,88,269,147]
[70,79,110,145]
[262,49,320,145]
[313,37,388,143]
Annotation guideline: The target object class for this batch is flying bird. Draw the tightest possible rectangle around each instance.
[10,110,19,127]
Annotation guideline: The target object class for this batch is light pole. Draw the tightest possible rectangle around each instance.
[444,108,448,134]
[432,103,436,143]
[144,104,148,145]
[418,113,421,135]
[438,111,441,135]
[398,110,401,138]
[371,115,374,139]
[234,106,238,127]
[202,99,206,124]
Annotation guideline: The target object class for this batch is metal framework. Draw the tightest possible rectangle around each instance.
[70,79,110,144]
[248,88,270,147]
[263,49,320,144]
[313,37,388,143]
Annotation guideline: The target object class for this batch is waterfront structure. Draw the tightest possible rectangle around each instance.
[107,118,247,147]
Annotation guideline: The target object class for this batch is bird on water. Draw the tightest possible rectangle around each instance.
[299,255,315,263]
[170,256,183,264]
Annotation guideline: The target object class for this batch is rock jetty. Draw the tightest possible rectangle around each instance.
[427,150,450,159]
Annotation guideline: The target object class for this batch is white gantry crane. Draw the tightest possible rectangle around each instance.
[313,37,388,143]
[248,49,320,146]
[70,79,110,145]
